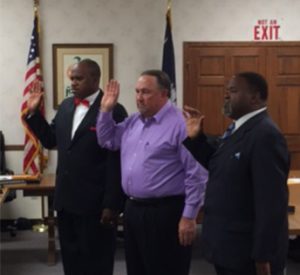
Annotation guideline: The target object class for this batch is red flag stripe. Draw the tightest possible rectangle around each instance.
[25,64,40,82]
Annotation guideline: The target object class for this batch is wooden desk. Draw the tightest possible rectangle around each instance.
[0,174,56,265]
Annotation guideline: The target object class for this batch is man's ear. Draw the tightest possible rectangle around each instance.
[94,78,100,87]
[251,91,263,106]
[161,89,169,98]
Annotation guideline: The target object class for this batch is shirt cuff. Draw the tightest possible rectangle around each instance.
[99,110,113,121]
[182,204,201,219]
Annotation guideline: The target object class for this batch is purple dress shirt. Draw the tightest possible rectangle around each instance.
[96,101,207,219]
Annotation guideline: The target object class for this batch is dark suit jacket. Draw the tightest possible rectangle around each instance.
[184,111,290,272]
[26,92,128,215]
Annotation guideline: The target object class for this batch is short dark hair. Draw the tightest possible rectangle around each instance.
[79,59,101,79]
[236,72,268,101]
[140,70,171,97]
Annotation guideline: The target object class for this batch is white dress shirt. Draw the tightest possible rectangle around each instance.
[233,107,267,133]
[71,90,99,138]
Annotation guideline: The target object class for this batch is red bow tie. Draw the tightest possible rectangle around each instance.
[74,97,89,107]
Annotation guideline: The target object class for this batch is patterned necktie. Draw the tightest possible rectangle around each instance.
[221,122,235,140]
[74,97,89,107]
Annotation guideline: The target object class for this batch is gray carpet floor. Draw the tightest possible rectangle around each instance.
[1,228,299,275]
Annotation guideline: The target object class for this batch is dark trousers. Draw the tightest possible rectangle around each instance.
[214,264,284,275]
[57,210,116,275]
[124,196,192,275]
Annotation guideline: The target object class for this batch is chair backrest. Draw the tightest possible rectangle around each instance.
[0,131,16,202]
[0,130,13,175]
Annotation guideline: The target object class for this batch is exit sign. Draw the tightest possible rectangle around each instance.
[253,19,280,41]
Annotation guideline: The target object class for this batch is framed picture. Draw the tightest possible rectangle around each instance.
[52,43,113,109]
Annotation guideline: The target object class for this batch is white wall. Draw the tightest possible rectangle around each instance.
[1,0,299,218]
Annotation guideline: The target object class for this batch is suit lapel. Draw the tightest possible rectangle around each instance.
[213,111,268,157]
[70,92,102,145]
[64,99,76,144]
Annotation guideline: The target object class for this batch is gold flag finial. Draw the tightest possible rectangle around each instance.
[34,0,39,14]
[167,0,171,10]
[166,0,172,22]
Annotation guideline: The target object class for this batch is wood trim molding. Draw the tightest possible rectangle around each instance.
[5,145,24,151]
[5,145,57,151]
[184,41,300,47]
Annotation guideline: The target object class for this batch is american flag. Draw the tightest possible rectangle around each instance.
[162,4,177,104]
[20,12,45,175]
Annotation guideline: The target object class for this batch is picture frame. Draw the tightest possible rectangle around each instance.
[52,43,113,109]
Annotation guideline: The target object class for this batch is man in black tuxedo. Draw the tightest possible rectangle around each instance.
[183,72,290,275]
[25,59,127,275]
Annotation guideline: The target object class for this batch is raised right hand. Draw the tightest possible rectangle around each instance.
[27,81,44,114]
[183,105,205,138]
[100,80,120,112]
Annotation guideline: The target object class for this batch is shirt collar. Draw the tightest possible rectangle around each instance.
[234,107,267,132]
[139,100,171,124]
[84,90,100,107]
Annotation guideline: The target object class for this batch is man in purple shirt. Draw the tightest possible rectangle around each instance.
[96,70,207,275]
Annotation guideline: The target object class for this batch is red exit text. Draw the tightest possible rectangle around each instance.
[254,19,280,41]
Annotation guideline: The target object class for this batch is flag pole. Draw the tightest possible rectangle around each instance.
[33,0,43,174]
[34,0,47,174]
[31,0,48,233]
[21,0,46,175]
[162,0,177,104]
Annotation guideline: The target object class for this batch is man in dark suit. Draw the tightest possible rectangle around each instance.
[183,72,290,275]
[24,59,127,275]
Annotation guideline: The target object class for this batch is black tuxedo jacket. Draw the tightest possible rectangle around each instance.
[26,92,127,215]
[184,111,290,272]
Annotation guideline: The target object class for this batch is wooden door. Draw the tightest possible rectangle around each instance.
[267,46,300,169]
[184,42,300,169]
[184,46,229,135]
